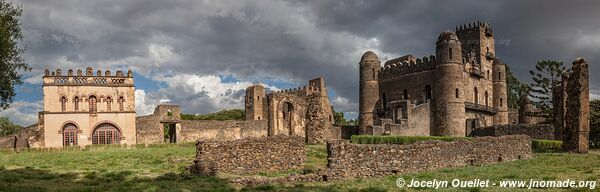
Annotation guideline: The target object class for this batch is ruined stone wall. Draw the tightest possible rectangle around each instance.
[0,124,43,150]
[563,58,590,153]
[135,115,163,144]
[179,120,268,142]
[508,108,519,124]
[326,135,532,180]
[0,136,16,149]
[469,124,554,140]
[188,135,305,175]
[340,126,358,139]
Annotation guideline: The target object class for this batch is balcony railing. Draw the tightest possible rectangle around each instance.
[465,102,497,114]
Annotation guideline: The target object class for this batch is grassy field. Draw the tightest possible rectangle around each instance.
[0,144,599,192]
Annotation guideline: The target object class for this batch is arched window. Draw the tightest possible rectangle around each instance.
[63,123,78,146]
[485,91,489,106]
[74,96,79,111]
[106,97,112,112]
[403,90,408,100]
[60,97,67,112]
[118,97,124,111]
[92,123,121,145]
[455,89,460,98]
[372,68,375,79]
[474,87,479,104]
[425,85,432,101]
[486,47,489,52]
[449,48,453,60]
[382,93,387,108]
[89,96,97,114]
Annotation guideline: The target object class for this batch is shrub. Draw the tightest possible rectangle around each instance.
[350,135,470,145]
[532,140,563,153]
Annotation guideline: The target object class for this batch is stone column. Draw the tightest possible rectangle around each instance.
[563,58,590,153]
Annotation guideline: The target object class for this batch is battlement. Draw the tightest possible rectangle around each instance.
[455,21,493,37]
[43,67,134,86]
[271,77,327,97]
[379,55,436,79]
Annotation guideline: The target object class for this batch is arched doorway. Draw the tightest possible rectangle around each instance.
[92,123,121,145]
[63,123,78,146]
[283,102,294,135]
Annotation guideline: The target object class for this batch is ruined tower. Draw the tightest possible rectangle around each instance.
[434,31,466,136]
[359,51,380,134]
[493,58,509,124]
[563,58,590,153]
[245,84,266,121]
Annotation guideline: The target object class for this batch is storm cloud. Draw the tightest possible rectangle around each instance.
[5,0,600,125]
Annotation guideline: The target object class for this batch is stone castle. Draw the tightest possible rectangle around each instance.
[359,22,508,137]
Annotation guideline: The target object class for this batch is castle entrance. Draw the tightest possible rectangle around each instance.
[283,102,294,135]
[163,123,177,143]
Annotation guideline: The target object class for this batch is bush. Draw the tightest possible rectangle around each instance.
[532,140,563,153]
[350,135,470,145]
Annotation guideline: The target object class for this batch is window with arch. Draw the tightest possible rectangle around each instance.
[118,97,124,111]
[60,97,67,112]
[89,96,97,114]
[485,91,489,106]
[106,97,112,112]
[372,68,375,79]
[425,85,432,101]
[455,89,460,98]
[486,47,489,52]
[63,123,78,146]
[474,87,479,104]
[449,48,453,60]
[74,96,79,111]
[92,123,121,145]
[499,72,502,80]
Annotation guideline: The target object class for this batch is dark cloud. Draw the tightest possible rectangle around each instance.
[11,0,600,118]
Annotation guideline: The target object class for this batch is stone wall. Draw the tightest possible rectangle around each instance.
[326,135,532,180]
[188,135,305,175]
[179,120,268,142]
[563,58,590,153]
[340,126,358,139]
[0,124,43,150]
[469,124,555,140]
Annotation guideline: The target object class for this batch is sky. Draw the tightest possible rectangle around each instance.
[1,0,600,126]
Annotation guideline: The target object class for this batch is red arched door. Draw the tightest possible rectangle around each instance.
[63,123,78,146]
[92,123,121,145]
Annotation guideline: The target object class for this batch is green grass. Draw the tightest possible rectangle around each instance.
[351,135,470,144]
[532,140,563,153]
[0,143,599,191]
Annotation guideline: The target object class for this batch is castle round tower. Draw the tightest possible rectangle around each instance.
[492,58,509,124]
[359,51,380,134]
[434,31,466,136]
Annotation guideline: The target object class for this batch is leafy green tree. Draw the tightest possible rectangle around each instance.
[0,1,29,110]
[333,111,346,126]
[590,100,600,148]
[0,117,21,136]
[506,65,530,109]
[528,60,566,116]
[181,109,245,121]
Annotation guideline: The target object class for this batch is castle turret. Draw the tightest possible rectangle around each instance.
[493,58,509,124]
[245,85,266,121]
[359,51,380,134]
[518,96,536,125]
[434,31,466,136]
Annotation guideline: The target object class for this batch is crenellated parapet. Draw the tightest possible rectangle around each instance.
[43,67,134,86]
[273,84,324,96]
[379,55,436,79]
[455,21,493,37]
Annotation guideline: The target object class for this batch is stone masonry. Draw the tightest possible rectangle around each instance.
[563,58,590,153]
[326,135,532,180]
[187,135,305,175]
[469,124,555,140]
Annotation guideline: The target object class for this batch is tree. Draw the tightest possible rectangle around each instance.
[181,109,245,121]
[0,1,29,110]
[506,65,530,109]
[590,100,600,148]
[0,117,21,136]
[528,60,566,116]
[333,111,346,126]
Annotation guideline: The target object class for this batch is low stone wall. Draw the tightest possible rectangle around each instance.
[188,135,305,175]
[179,120,268,142]
[326,135,532,180]
[470,124,554,140]
[0,124,42,150]
[0,136,16,149]
[340,125,358,139]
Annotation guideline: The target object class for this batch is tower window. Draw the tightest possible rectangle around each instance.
[74,96,79,111]
[106,97,112,112]
[89,96,97,114]
[455,89,459,98]
[474,87,478,104]
[487,70,490,79]
[372,69,375,79]
[499,72,502,80]
[485,91,489,106]
[486,47,489,52]
[60,97,67,112]
[500,98,503,107]
[449,48,453,60]
[382,93,387,108]
[118,97,124,111]
[403,90,408,100]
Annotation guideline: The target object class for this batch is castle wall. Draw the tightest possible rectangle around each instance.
[188,135,305,175]
[378,70,435,106]
[469,124,555,140]
[268,93,307,137]
[179,120,268,142]
[404,102,431,136]
[326,135,532,180]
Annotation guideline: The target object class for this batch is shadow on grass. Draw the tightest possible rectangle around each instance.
[0,167,341,192]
